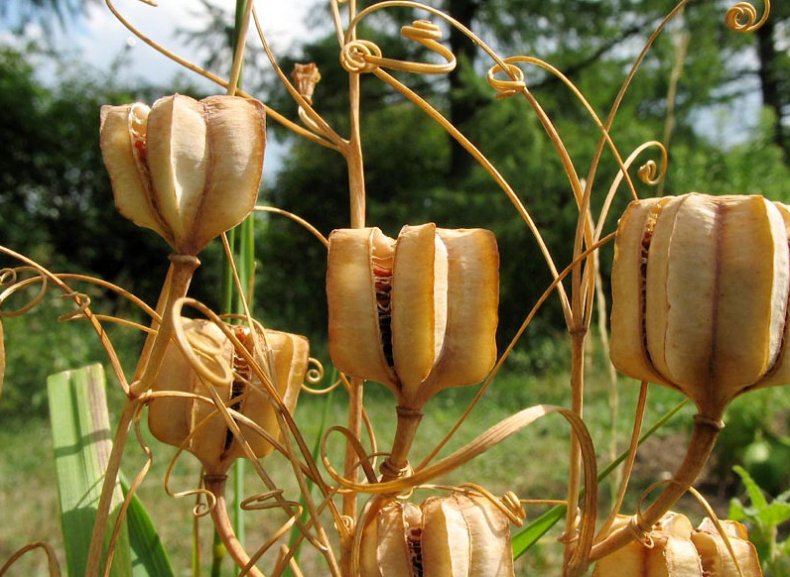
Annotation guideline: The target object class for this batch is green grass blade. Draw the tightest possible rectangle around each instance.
[512,399,689,559]
[120,478,175,577]
[47,363,133,577]
[511,504,567,556]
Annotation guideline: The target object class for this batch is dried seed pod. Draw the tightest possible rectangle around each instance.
[100,94,266,255]
[360,493,514,577]
[610,193,790,420]
[147,318,308,475]
[691,518,763,577]
[327,223,499,408]
[593,513,704,576]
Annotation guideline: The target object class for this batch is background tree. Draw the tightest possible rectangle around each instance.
[247,0,790,349]
[0,0,96,31]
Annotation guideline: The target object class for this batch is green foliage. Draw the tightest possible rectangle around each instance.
[712,387,790,496]
[47,364,173,577]
[729,465,790,576]
[256,2,790,344]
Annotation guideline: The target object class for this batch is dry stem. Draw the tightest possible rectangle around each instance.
[589,414,722,561]
[205,475,265,577]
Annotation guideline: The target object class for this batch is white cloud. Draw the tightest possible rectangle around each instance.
[72,0,322,89]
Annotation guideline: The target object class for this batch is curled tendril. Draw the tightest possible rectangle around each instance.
[0,542,62,576]
[402,19,442,42]
[305,357,325,385]
[486,62,527,99]
[57,290,92,322]
[341,19,455,76]
[725,0,771,32]
[457,483,527,527]
[637,160,661,186]
[0,267,48,318]
[157,438,218,517]
[321,425,381,487]
[341,40,383,74]
[169,312,234,388]
[241,490,301,515]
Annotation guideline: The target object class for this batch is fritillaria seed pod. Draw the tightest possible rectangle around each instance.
[691,518,763,577]
[100,94,266,255]
[593,513,704,576]
[147,318,308,476]
[359,493,515,577]
[327,223,499,409]
[610,193,790,421]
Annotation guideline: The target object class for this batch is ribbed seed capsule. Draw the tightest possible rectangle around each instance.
[610,193,790,420]
[593,513,703,576]
[147,318,308,475]
[691,518,763,577]
[327,223,499,409]
[594,514,765,576]
[100,94,266,255]
[360,494,514,577]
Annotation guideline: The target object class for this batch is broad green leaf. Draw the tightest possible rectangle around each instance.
[729,497,747,522]
[48,363,132,577]
[733,465,769,510]
[759,502,790,527]
[120,478,175,577]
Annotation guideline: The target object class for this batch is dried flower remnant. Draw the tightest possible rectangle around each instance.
[610,193,790,421]
[593,513,704,576]
[691,518,764,577]
[147,318,308,476]
[360,493,515,577]
[327,223,499,410]
[291,63,322,104]
[100,94,266,256]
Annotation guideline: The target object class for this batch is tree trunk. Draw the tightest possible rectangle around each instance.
[447,0,480,181]
[755,15,788,162]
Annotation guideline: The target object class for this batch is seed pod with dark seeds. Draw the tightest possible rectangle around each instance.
[610,193,790,420]
[147,318,308,475]
[691,518,763,577]
[100,94,266,256]
[327,223,499,409]
[593,513,703,576]
[359,493,514,577]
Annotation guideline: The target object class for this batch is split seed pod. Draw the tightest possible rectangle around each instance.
[147,318,308,476]
[610,193,790,420]
[691,518,763,577]
[593,513,704,576]
[360,493,514,577]
[100,94,266,255]
[327,223,499,408]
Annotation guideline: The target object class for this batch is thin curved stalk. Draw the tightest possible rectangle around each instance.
[589,415,722,561]
[85,400,136,577]
[205,477,265,577]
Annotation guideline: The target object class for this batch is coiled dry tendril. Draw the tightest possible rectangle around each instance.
[486,62,527,99]
[725,0,771,32]
[0,267,48,317]
[341,19,455,76]
[341,40,383,74]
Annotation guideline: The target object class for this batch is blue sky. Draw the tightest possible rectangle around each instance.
[3,0,317,89]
